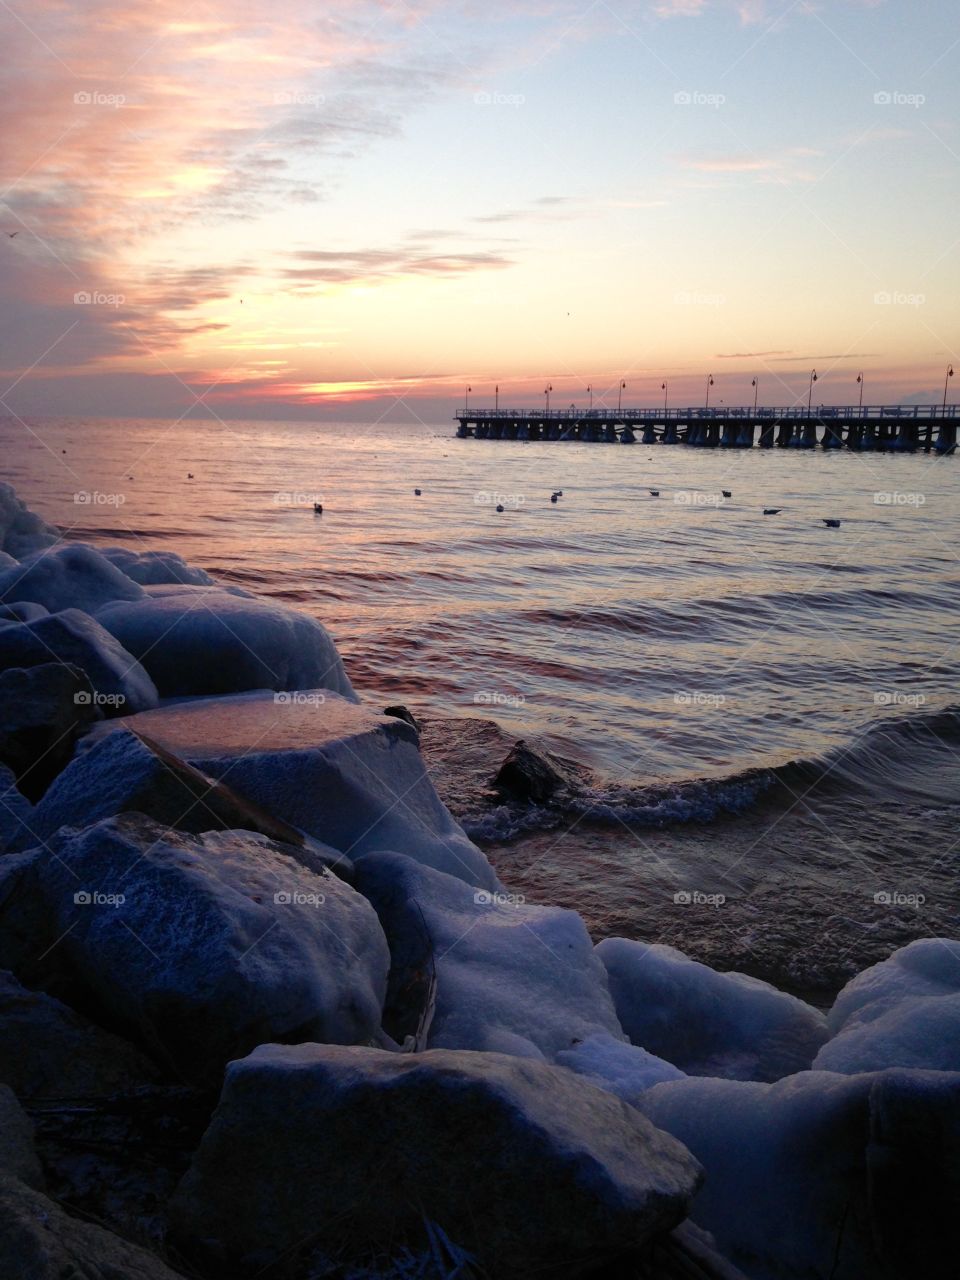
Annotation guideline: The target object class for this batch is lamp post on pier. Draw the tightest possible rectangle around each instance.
[944,365,954,413]
[857,373,864,412]
[618,380,626,413]
[807,369,818,413]
[752,377,758,413]
[705,375,714,409]
[495,384,499,413]
[465,385,471,413]
[661,381,668,412]
[544,384,553,414]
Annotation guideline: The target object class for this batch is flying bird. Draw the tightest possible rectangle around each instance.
[6,232,18,239]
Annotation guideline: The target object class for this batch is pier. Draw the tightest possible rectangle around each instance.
[455,405,959,453]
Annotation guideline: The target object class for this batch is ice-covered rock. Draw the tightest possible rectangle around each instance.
[91,691,498,890]
[639,1067,960,1280]
[0,815,389,1081]
[0,543,143,614]
[96,589,355,698]
[26,726,352,876]
[0,970,159,1097]
[0,1173,189,1279]
[0,1087,44,1188]
[99,546,215,587]
[0,766,33,854]
[0,601,48,624]
[815,991,960,1073]
[598,938,828,1081]
[827,937,960,1034]
[0,608,158,714]
[555,1032,686,1104]
[0,554,15,573]
[353,850,623,1058]
[0,483,58,559]
[0,663,97,801]
[170,1042,702,1279]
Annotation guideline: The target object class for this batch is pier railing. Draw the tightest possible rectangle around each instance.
[458,405,958,421]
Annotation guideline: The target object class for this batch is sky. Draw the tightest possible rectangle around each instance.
[1,0,958,423]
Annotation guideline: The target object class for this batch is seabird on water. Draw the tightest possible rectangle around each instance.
[763,508,782,515]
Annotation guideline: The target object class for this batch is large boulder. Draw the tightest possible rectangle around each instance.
[827,937,960,1034]
[0,609,158,714]
[0,483,58,558]
[597,938,828,1081]
[555,1032,686,1105]
[815,992,960,1074]
[0,1087,43,1188]
[353,850,623,1058]
[99,546,215,587]
[0,543,144,615]
[0,663,97,801]
[639,1068,960,1280]
[89,691,498,890]
[0,970,159,1098]
[0,815,389,1082]
[0,765,33,854]
[0,601,47,624]
[96,590,356,699]
[0,1173,189,1279]
[170,1043,702,1279]
[25,727,352,876]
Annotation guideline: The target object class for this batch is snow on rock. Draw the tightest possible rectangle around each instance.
[95,589,355,699]
[0,815,389,1082]
[815,992,960,1074]
[0,664,97,802]
[0,544,143,615]
[0,766,33,854]
[0,609,158,714]
[0,483,58,559]
[352,850,622,1058]
[0,602,48,625]
[555,1032,686,1104]
[170,1042,702,1279]
[0,554,15,573]
[99,546,215,587]
[597,937,828,1082]
[26,726,352,877]
[639,1067,960,1280]
[91,691,499,890]
[827,937,960,1035]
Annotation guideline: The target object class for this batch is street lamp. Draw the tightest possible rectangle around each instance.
[705,375,714,409]
[545,384,553,414]
[857,373,864,411]
[807,369,818,413]
[944,365,954,412]
[618,380,626,413]
[495,384,499,413]
[752,377,759,413]
[465,385,471,413]
[587,384,593,411]
[661,381,668,412]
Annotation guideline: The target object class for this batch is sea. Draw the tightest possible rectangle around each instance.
[6,414,959,1002]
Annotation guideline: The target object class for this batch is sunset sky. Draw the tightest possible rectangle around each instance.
[1,0,957,422]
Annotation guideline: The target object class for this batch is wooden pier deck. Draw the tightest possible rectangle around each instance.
[455,405,959,453]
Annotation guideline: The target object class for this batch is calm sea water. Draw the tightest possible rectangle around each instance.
[6,415,959,996]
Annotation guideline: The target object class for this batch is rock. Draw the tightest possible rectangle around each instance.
[0,543,144,614]
[827,936,960,1034]
[353,850,623,1058]
[0,609,158,715]
[0,664,97,801]
[0,815,389,1082]
[0,601,48,624]
[0,765,33,854]
[0,483,58,558]
[26,727,352,876]
[555,1032,686,1104]
[0,970,159,1098]
[99,546,215,586]
[597,938,828,1081]
[383,704,421,732]
[96,590,356,699]
[494,737,571,802]
[639,1068,960,1280]
[814,991,960,1074]
[0,1173,189,1279]
[170,1042,702,1278]
[90,691,499,890]
[0,554,14,573]
[0,1087,43,1188]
